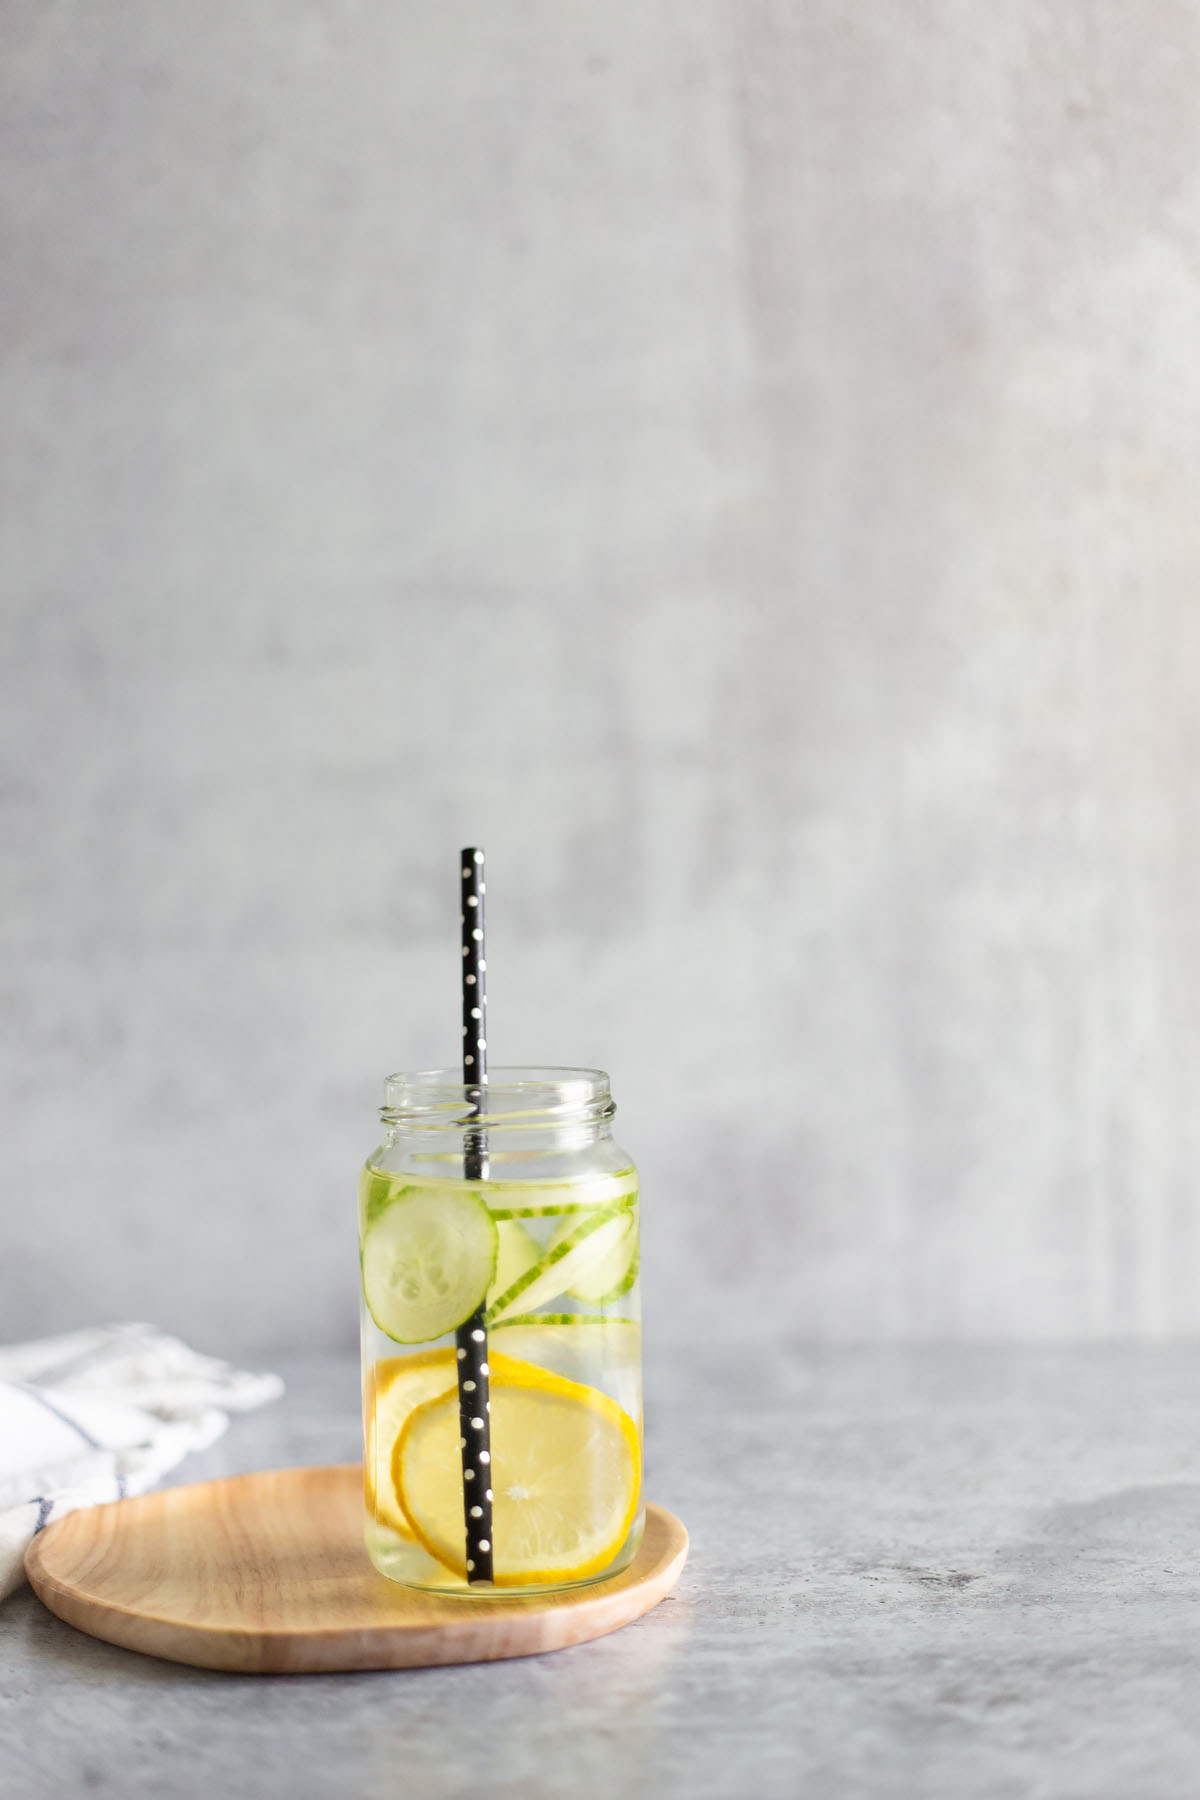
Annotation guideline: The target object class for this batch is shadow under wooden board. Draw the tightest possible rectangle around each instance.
[25,1464,688,1673]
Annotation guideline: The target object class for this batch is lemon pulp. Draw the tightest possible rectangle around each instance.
[392,1351,641,1586]
[363,1351,458,1535]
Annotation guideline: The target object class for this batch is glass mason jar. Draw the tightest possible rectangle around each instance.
[358,1067,643,1595]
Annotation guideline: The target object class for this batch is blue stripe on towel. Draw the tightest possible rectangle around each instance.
[17,1383,102,1451]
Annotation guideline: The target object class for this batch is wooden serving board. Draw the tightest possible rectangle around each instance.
[25,1464,688,1673]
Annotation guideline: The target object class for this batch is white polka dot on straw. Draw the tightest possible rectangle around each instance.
[456,846,493,1584]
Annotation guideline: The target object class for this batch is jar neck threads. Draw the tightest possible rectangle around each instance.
[380,1067,616,1153]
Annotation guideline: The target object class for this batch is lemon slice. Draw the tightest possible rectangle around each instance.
[490,1317,642,1421]
[393,1351,641,1585]
[363,1351,457,1535]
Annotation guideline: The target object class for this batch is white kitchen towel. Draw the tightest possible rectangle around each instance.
[0,1323,283,1600]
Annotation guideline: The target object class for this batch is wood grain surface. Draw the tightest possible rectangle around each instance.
[24,1465,688,1673]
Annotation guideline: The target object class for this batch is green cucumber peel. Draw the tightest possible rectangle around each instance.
[547,1202,638,1305]
[360,1169,403,1231]
[361,1170,636,1225]
[486,1218,541,1309]
[484,1200,632,1325]
[491,1312,639,1330]
[486,1198,635,1221]
[486,1177,637,1222]
[569,1237,639,1306]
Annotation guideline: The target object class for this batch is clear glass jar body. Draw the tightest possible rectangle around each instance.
[359,1068,643,1596]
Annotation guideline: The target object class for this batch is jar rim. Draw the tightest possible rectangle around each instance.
[381,1066,613,1129]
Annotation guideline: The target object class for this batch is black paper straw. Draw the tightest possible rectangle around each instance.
[456,847,494,1584]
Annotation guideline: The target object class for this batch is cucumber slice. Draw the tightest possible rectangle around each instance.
[486,1172,638,1221]
[486,1219,541,1310]
[549,1207,639,1304]
[359,1166,400,1232]
[492,1313,638,1329]
[486,1201,633,1324]
[362,1187,497,1345]
[487,1202,628,1220]
[360,1170,637,1222]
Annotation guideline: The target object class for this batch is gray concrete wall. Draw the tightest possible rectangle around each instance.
[4,2,1200,1353]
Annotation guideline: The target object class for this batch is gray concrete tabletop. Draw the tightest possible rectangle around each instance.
[4,1346,1200,1800]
